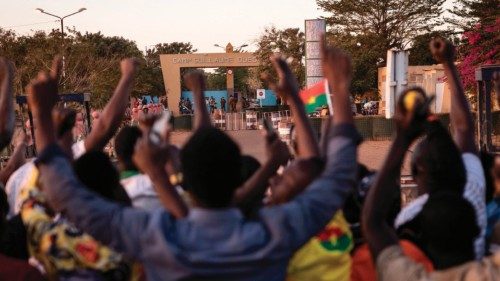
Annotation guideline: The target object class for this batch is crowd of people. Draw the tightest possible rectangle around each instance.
[0,36,498,281]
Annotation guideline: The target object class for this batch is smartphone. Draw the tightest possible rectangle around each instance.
[149,111,171,145]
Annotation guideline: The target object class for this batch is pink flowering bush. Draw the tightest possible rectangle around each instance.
[457,19,499,93]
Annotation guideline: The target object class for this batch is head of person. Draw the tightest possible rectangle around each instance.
[268,157,325,204]
[420,191,478,269]
[181,127,243,208]
[241,155,261,182]
[73,151,132,206]
[344,165,400,246]
[114,126,142,172]
[411,120,466,195]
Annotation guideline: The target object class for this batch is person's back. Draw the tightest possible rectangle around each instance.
[38,124,359,280]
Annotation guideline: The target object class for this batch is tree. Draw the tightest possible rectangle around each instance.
[317,0,445,50]
[145,42,197,91]
[254,27,305,88]
[457,19,499,93]
[408,31,459,66]
[447,0,499,31]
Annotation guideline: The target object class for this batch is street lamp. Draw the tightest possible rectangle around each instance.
[36,7,87,77]
[214,43,248,53]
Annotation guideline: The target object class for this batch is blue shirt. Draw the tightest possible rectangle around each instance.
[37,124,360,281]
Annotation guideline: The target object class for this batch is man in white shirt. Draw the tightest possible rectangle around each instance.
[114,126,162,211]
[394,38,486,259]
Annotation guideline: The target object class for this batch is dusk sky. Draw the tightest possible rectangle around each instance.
[0,0,326,53]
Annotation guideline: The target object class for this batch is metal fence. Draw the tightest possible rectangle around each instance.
[211,110,292,132]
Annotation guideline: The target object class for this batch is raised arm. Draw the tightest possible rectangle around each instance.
[362,90,429,260]
[184,71,211,130]
[0,58,15,151]
[232,134,290,208]
[0,130,28,185]
[83,59,139,153]
[267,56,320,158]
[27,56,155,261]
[271,44,360,248]
[430,37,476,154]
[133,137,188,219]
[321,37,354,126]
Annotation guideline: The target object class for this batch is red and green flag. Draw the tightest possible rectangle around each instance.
[299,79,332,114]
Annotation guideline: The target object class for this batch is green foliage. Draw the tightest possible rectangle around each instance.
[408,31,460,66]
[447,0,499,31]
[254,27,305,88]
[206,67,250,93]
[0,28,196,108]
[145,42,197,91]
[317,0,445,50]
[317,0,445,99]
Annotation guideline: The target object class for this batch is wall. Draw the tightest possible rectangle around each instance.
[260,90,277,106]
[181,90,228,110]
[378,64,451,115]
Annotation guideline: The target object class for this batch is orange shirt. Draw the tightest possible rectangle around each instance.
[351,240,434,281]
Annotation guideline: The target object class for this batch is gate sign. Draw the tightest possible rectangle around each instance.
[256,89,266,99]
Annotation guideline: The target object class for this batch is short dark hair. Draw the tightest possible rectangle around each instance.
[420,191,478,257]
[181,127,243,208]
[411,121,466,194]
[241,155,261,181]
[73,151,132,206]
[114,126,142,170]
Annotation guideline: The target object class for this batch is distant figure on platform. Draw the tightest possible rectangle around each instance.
[229,95,237,112]
[220,97,226,112]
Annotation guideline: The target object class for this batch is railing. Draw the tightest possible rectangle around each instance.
[211,110,292,132]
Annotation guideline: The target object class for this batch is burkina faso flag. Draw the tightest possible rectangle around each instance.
[299,79,330,114]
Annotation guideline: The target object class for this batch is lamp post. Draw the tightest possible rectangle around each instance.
[213,43,248,101]
[36,7,87,77]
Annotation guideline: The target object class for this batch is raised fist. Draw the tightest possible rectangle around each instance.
[429,37,455,64]
[184,70,206,93]
[321,36,352,91]
[120,58,139,76]
[26,56,62,115]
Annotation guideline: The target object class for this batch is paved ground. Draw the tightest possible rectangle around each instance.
[170,130,413,174]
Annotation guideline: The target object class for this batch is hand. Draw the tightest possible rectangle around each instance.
[321,36,352,91]
[184,70,206,93]
[26,56,62,115]
[52,107,77,136]
[429,37,455,64]
[395,89,429,141]
[266,135,291,167]
[12,129,28,147]
[264,55,300,100]
[120,58,139,76]
[132,136,169,177]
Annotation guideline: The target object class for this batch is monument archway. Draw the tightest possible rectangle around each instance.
[160,49,259,115]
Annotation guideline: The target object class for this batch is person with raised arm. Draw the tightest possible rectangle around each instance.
[5,57,139,218]
[184,71,211,130]
[72,58,139,158]
[287,38,359,281]
[0,130,28,186]
[394,37,487,259]
[363,89,500,281]
[30,49,359,280]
